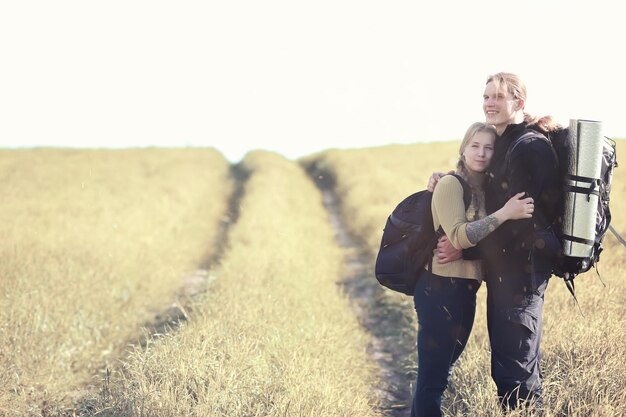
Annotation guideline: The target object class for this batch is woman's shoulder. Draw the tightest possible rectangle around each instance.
[439,174,464,187]
[435,174,465,194]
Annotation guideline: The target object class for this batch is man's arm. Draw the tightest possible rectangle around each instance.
[436,236,463,263]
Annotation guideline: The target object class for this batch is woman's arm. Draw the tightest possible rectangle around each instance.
[433,176,533,249]
[465,194,531,244]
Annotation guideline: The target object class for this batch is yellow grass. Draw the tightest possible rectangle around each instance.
[92,151,381,416]
[0,148,233,415]
[2,140,625,416]
[308,140,626,416]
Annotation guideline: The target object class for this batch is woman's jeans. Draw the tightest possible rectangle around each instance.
[411,269,480,417]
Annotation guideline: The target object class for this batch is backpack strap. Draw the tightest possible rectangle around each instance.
[504,130,557,227]
[504,130,555,168]
[609,224,626,247]
[449,173,472,210]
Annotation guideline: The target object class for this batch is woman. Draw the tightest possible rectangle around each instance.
[412,121,534,417]
[431,72,561,411]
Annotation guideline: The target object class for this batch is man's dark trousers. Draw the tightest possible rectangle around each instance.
[486,269,549,410]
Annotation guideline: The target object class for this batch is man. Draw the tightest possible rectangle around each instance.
[429,72,560,411]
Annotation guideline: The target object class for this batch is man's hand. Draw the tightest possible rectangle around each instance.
[435,236,462,264]
[427,172,446,192]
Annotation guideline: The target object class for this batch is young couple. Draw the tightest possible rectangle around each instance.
[411,72,561,416]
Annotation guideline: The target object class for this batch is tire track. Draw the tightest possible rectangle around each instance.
[306,164,415,417]
[142,162,249,338]
[74,163,249,415]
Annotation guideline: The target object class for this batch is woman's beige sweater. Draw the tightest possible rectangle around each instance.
[428,172,487,281]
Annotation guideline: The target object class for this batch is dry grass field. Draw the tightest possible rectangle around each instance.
[0,148,233,415]
[1,140,624,416]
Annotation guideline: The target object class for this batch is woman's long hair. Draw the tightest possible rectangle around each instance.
[455,122,496,220]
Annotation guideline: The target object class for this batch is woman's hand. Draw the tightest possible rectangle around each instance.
[466,192,534,245]
[502,192,534,220]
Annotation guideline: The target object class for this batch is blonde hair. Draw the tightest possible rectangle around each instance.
[487,72,560,133]
[456,122,496,220]
[457,121,497,160]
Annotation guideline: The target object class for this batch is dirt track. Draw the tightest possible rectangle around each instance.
[313,171,415,417]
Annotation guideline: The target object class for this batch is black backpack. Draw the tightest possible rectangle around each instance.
[505,121,619,296]
[374,174,471,295]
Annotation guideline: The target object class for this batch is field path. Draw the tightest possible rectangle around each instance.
[140,163,248,341]
[72,162,250,415]
[308,169,414,417]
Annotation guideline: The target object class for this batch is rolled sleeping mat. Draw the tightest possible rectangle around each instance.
[561,119,603,257]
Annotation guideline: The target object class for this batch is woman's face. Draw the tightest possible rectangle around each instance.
[483,81,520,134]
[463,131,495,173]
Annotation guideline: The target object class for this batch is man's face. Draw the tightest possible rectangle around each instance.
[483,81,520,133]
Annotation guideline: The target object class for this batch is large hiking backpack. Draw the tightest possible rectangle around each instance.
[374,174,471,295]
[506,119,619,295]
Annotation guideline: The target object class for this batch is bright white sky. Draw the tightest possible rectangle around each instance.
[1,1,624,162]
